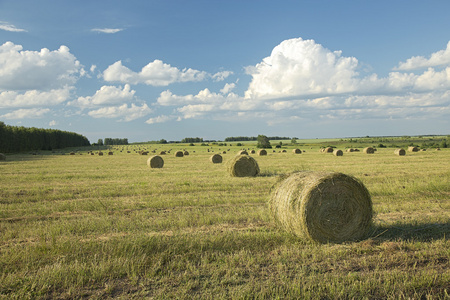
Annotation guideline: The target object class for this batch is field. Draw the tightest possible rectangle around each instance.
[1,141,449,299]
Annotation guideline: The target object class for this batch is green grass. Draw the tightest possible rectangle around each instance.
[1,144,449,299]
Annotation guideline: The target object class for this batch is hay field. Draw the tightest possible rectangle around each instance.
[1,144,449,299]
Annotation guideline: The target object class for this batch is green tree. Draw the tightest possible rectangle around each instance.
[257,135,271,149]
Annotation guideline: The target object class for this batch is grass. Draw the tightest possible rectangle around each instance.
[1,143,449,299]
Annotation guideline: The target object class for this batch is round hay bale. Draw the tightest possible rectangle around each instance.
[228,155,260,177]
[324,147,333,153]
[346,148,354,152]
[69,152,76,155]
[394,148,406,156]
[293,149,302,154]
[237,150,248,155]
[210,154,223,164]
[333,149,343,156]
[0,153,6,161]
[408,146,419,152]
[282,149,287,153]
[147,155,164,168]
[436,148,441,151]
[108,151,113,155]
[183,151,189,156]
[257,149,267,156]
[269,171,373,243]
[250,150,256,154]
[98,151,103,156]
[363,147,374,154]
[159,151,166,155]
[222,151,227,154]
[174,151,184,157]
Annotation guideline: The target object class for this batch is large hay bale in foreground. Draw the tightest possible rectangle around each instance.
[0,153,6,161]
[174,151,184,157]
[257,149,267,156]
[228,155,260,177]
[210,154,223,164]
[147,155,164,168]
[293,149,302,154]
[394,148,406,156]
[269,171,373,243]
[333,149,343,156]
[408,146,419,152]
[363,147,374,154]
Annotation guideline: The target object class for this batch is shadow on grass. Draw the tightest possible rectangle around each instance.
[370,221,449,242]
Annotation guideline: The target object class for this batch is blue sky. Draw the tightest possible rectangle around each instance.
[1,0,449,143]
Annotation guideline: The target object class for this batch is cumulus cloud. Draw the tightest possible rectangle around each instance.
[91,28,123,34]
[0,88,71,108]
[103,60,209,86]
[69,84,136,108]
[0,108,50,119]
[212,71,233,81]
[0,22,27,32]
[0,42,84,91]
[88,103,152,121]
[145,115,176,124]
[395,41,450,70]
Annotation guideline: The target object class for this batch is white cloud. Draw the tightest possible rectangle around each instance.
[49,120,57,126]
[0,108,50,119]
[0,22,27,32]
[0,42,84,91]
[91,28,123,34]
[395,41,450,70]
[220,83,236,94]
[0,88,71,108]
[145,115,175,124]
[88,103,152,121]
[212,71,233,81]
[70,84,136,107]
[103,60,208,86]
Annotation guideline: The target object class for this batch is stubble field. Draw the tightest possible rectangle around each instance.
[1,142,449,299]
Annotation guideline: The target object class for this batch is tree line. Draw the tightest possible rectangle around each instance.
[224,136,291,142]
[95,138,129,146]
[0,121,90,153]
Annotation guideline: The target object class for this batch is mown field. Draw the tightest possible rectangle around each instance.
[1,141,449,299]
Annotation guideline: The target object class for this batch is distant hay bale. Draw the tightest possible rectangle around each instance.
[210,154,223,164]
[436,148,441,151]
[324,147,333,153]
[346,148,354,152]
[237,150,248,155]
[147,155,164,168]
[90,152,94,156]
[69,152,76,155]
[159,151,166,155]
[408,146,419,152]
[175,151,184,157]
[353,149,360,152]
[183,151,189,156]
[333,149,343,156]
[228,155,260,177]
[250,150,256,154]
[394,148,406,156]
[223,151,227,154]
[0,153,6,161]
[293,149,302,154]
[269,171,373,243]
[282,149,287,153]
[257,149,267,156]
[98,151,103,156]
[108,151,113,155]
[363,147,374,154]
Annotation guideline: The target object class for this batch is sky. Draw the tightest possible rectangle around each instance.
[1,0,449,143]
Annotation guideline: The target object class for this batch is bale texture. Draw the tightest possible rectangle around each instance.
[363,147,374,154]
[293,149,302,154]
[210,154,223,164]
[269,171,372,243]
[147,155,164,168]
[394,148,406,156]
[257,149,267,156]
[175,151,184,157]
[228,155,260,177]
[333,149,343,156]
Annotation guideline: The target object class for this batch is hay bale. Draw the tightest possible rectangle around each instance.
[269,171,373,243]
[0,153,6,161]
[159,151,166,155]
[257,149,267,156]
[293,149,302,154]
[174,151,184,157]
[237,150,248,155]
[324,147,333,153]
[408,146,419,152]
[363,147,374,154]
[147,155,164,168]
[250,150,256,154]
[183,151,189,156]
[98,151,103,156]
[333,149,343,156]
[69,152,76,155]
[210,154,223,164]
[394,148,406,156]
[228,155,260,177]
[346,148,354,152]
[108,151,113,155]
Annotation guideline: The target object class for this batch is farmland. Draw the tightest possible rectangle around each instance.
[1,139,449,299]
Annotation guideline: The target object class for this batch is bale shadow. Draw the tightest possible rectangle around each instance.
[370,221,449,242]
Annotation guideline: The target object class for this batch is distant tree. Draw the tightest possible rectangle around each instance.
[98,139,104,146]
[159,139,167,144]
[257,135,272,149]
[291,138,297,144]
